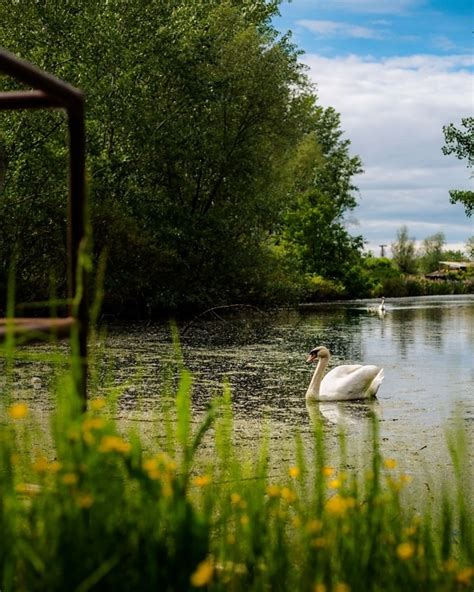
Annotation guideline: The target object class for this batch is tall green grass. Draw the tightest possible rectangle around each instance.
[0,345,473,591]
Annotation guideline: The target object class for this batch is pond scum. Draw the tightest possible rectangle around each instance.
[0,340,473,592]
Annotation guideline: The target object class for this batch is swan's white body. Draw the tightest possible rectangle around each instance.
[378,297,386,313]
[367,297,386,316]
[305,346,384,402]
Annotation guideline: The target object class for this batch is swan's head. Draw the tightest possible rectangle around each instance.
[306,346,330,363]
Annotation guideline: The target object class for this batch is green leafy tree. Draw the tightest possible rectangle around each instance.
[442,117,474,217]
[391,226,417,274]
[418,232,445,274]
[281,105,365,296]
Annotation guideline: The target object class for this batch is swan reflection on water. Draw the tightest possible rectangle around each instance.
[306,399,381,427]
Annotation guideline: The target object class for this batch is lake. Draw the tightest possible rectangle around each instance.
[6,294,474,487]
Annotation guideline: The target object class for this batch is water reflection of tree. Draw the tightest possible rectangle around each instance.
[393,309,417,360]
[421,306,444,350]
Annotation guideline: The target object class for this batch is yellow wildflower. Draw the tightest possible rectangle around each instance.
[289,466,300,478]
[143,458,161,480]
[311,537,326,549]
[334,583,350,592]
[33,456,49,474]
[48,460,61,473]
[266,484,280,498]
[384,458,397,470]
[162,478,173,497]
[329,478,342,489]
[227,533,236,545]
[89,398,106,411]
[193,475,212,487]
[230,492,242,505]
[443,558,458,572]
[313,584,326,592]
[456,567,474,586]
[307,519,323,534]
[396,542,415,560]
[292,516,302,528]
[322,466,335,477]
[83,417,105,432]
[326,494,350,516]
[190,557,214,587]
[400,474,413,485]
[403,526,417,537]
[8,402,28,420]
[98,435,131,454]
[62,472,78,486]
[280,487,297,503]
[76,493,94,508]
[240,515,249,526]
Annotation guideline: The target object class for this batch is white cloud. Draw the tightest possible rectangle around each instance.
[297,19,384,40]
[303,53,474,248]
[297,0,424,15]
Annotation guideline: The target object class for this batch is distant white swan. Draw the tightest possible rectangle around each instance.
[305,346,384,402]
[367,297,386,315]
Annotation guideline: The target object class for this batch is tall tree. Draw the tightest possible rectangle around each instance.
[442,117,474,217]
[418,232,445,274]
[391,226,417,274]
[281,105,365,293]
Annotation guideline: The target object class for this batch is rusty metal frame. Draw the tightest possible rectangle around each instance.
[0,48,88,405]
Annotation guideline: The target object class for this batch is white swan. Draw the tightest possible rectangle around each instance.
[305,346,384,402]
[378,297,386,313]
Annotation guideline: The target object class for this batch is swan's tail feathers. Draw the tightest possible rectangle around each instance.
[370,368,384,398]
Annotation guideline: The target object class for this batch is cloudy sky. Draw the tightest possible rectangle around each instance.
[275,0,473,254]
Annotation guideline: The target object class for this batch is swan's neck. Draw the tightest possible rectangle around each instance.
[305,356,330,400]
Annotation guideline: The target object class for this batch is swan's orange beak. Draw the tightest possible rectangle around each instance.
[306,353,317,363]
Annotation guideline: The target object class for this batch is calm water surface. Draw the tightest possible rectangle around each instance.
[8,295,474,482]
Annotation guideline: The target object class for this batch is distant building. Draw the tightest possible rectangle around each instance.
[425,260,474,280]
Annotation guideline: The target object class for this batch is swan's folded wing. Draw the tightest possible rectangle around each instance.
[320,365,383,400]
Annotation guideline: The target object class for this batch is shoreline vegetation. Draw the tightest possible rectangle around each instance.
[1,337,473,591]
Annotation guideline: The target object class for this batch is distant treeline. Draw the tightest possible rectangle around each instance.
[0,1,472,316]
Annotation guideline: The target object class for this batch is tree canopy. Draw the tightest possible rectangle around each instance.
[0,0,369,312]
[442,117,474,217]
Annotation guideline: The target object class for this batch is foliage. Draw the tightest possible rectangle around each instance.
[0,341,473,591]
[391,226,418,274]
[465,237,474,260]
[442,117,474,217]
[418,232,446,274]
[0,0,365,311]
[280,107,366,296]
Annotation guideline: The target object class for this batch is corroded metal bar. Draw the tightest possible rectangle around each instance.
[0,90,62,109]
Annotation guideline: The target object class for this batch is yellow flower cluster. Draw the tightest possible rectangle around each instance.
[190,557,214,587]
[8,402,29,419]
[289,466,300,478]
[32,455,61,475]
[193,474,212,487]
[396,542,415,560]
[456,567,474,586]
[265,484,296,503]
[98,435,131,454]
[89,398,106,411]
[325,494,356,517]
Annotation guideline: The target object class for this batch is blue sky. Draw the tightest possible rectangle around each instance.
[274,0,473,254]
